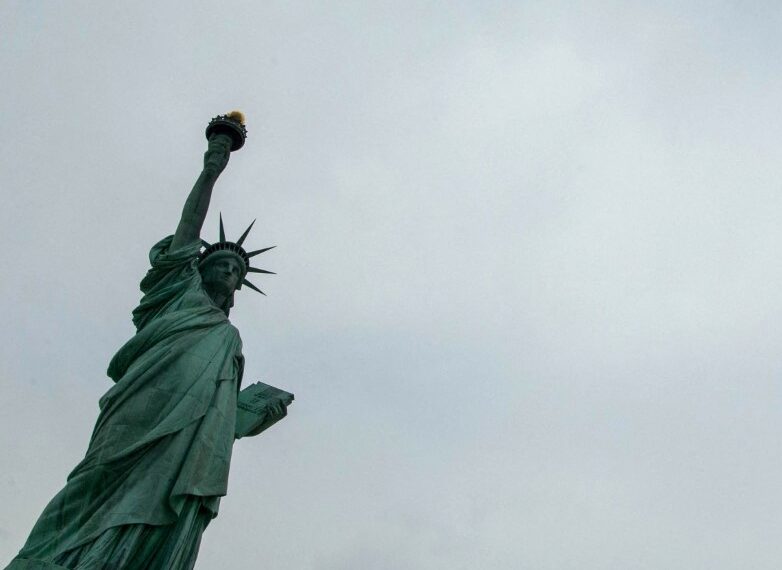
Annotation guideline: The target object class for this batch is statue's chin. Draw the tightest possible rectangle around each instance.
[203,281,235,300]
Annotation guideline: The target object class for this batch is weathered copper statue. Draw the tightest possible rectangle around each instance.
[6,112,292,570]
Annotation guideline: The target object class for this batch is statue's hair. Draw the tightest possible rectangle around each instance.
[198,250,247,276]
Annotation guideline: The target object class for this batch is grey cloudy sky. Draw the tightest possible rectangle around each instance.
[2,1,782,568]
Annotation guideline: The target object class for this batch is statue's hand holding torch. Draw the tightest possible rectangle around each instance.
[204,111,247,177]
[204,134,231,176]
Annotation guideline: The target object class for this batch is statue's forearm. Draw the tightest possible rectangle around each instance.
[170,134,231,251]
[170,170,218,251]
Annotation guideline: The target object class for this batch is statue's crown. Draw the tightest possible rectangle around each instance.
[199,214,275,295]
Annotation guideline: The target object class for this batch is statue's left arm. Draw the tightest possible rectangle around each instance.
[170,134,232,251]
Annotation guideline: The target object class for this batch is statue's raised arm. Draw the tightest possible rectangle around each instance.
[171,111,247,251]
[170,134,231,251]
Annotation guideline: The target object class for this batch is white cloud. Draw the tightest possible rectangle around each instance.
[2,2,782,568]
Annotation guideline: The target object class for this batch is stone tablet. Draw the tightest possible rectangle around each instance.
[235,381,295,439]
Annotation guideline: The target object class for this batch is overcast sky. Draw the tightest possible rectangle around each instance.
[2,1,782,568]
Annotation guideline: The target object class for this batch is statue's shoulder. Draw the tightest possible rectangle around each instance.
[149,235,202,268]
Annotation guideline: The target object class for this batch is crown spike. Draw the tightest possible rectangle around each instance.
[198,216,273,298]
[242,279,266,295]
[247,246,276,258]
[236,219,256,247]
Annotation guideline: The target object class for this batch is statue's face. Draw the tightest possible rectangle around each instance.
[200,254,244,295]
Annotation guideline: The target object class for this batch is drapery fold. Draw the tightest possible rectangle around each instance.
[7,236,244,569]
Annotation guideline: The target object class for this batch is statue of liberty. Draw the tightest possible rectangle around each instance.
[6,112,290,570]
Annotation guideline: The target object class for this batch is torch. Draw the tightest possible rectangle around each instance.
[206,110,248,151]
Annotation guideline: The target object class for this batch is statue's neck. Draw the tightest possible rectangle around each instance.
[203,284,231,315]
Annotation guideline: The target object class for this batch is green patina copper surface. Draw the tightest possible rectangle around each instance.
[6,116,289,570]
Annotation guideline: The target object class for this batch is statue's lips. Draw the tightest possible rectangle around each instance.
[221,276,239,290]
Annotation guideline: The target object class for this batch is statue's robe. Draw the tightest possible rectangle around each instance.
[7,237,244,570]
